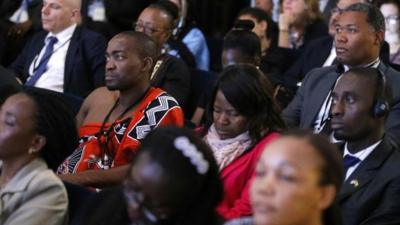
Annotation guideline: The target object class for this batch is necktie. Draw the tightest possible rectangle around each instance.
[26,36,58,86]
[343,154,361,173]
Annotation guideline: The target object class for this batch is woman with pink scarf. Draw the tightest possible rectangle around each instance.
[203,64,286,220]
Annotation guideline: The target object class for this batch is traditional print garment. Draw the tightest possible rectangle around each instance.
[57,88,184,174]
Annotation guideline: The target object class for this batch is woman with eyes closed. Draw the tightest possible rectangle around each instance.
[0,88,76,225]
[226,130,343,225]
[202,64,286,220]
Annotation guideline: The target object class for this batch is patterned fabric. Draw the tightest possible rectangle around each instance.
[204,124,253,171]
[57,88,184,174]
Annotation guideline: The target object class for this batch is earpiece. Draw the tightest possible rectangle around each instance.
[372,70,390,118]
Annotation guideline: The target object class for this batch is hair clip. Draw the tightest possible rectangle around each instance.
[174,136,209,174]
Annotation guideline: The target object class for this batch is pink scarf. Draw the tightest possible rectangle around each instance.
[204,124,253,171]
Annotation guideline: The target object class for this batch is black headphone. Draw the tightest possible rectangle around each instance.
[372,69,390,118]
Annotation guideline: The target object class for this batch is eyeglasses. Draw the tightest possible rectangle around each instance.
[122,180,159,223]
[385,15,400,25]
[133,22,169,35]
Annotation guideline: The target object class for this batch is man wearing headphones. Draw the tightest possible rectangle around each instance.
[282,3,400,147]
[330,67,400,225]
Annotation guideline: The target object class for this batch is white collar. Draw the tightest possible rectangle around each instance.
[46,23,77,45]
[343,139,382,162]
[344,58,381,72]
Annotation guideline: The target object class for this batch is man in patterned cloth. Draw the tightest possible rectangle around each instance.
[57,31,184,188]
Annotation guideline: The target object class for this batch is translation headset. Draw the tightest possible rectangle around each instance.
[372,69,390,118]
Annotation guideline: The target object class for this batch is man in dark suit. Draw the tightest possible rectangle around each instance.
[9,0,106,98]
[282,3,400,147]
[282,0,392,93]
[330,67,400,225]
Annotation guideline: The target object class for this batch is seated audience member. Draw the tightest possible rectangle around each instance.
[330,67,400,225]
[191,22,285,125]
[0,88,78,225]
[237,7,287,85]
[80,0,150,40]
[135,0,191,107]
[0,0,42,66]
[282,3,400,147]
[57,31,184,188]
[167,0,210,71]
[282,0,389,94]
[379,0,400,65]
[190,21,267,125]
[9,0,107,98]
[226,130,343,225]
[202,64,285,219]
[221,21,263,72]
[278,0,328,49]
[72,126,223,225]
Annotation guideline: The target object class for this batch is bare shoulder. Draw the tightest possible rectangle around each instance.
[79,87,119,124]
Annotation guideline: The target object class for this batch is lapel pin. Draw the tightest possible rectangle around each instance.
[350,179,359,188]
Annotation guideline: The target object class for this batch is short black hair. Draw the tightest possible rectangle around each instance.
[344,3,386,31]
[21,87,78,171]
[115,31,158,63]
[130,126,222,225]
[205,64,285,142]
[223,22,262,66]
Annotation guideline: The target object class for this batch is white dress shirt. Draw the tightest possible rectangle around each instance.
[343,140,381,180]
[28,24,77,93]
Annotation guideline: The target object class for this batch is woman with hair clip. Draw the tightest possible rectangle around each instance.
[0,87,78,225]
[202,64,286,219]
[73,126,223,225]
[225,130,343,225]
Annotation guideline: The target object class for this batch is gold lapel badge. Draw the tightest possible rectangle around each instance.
[350,179,359,188]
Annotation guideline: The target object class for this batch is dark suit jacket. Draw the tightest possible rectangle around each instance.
[282,63,400,147]
[283,35,333,90]
[151,54,191,109]
[338,138,400,225]
[9,26,106,97]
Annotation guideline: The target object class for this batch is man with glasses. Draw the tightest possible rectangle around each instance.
[135,0,190,109]
[282,3,400,147]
